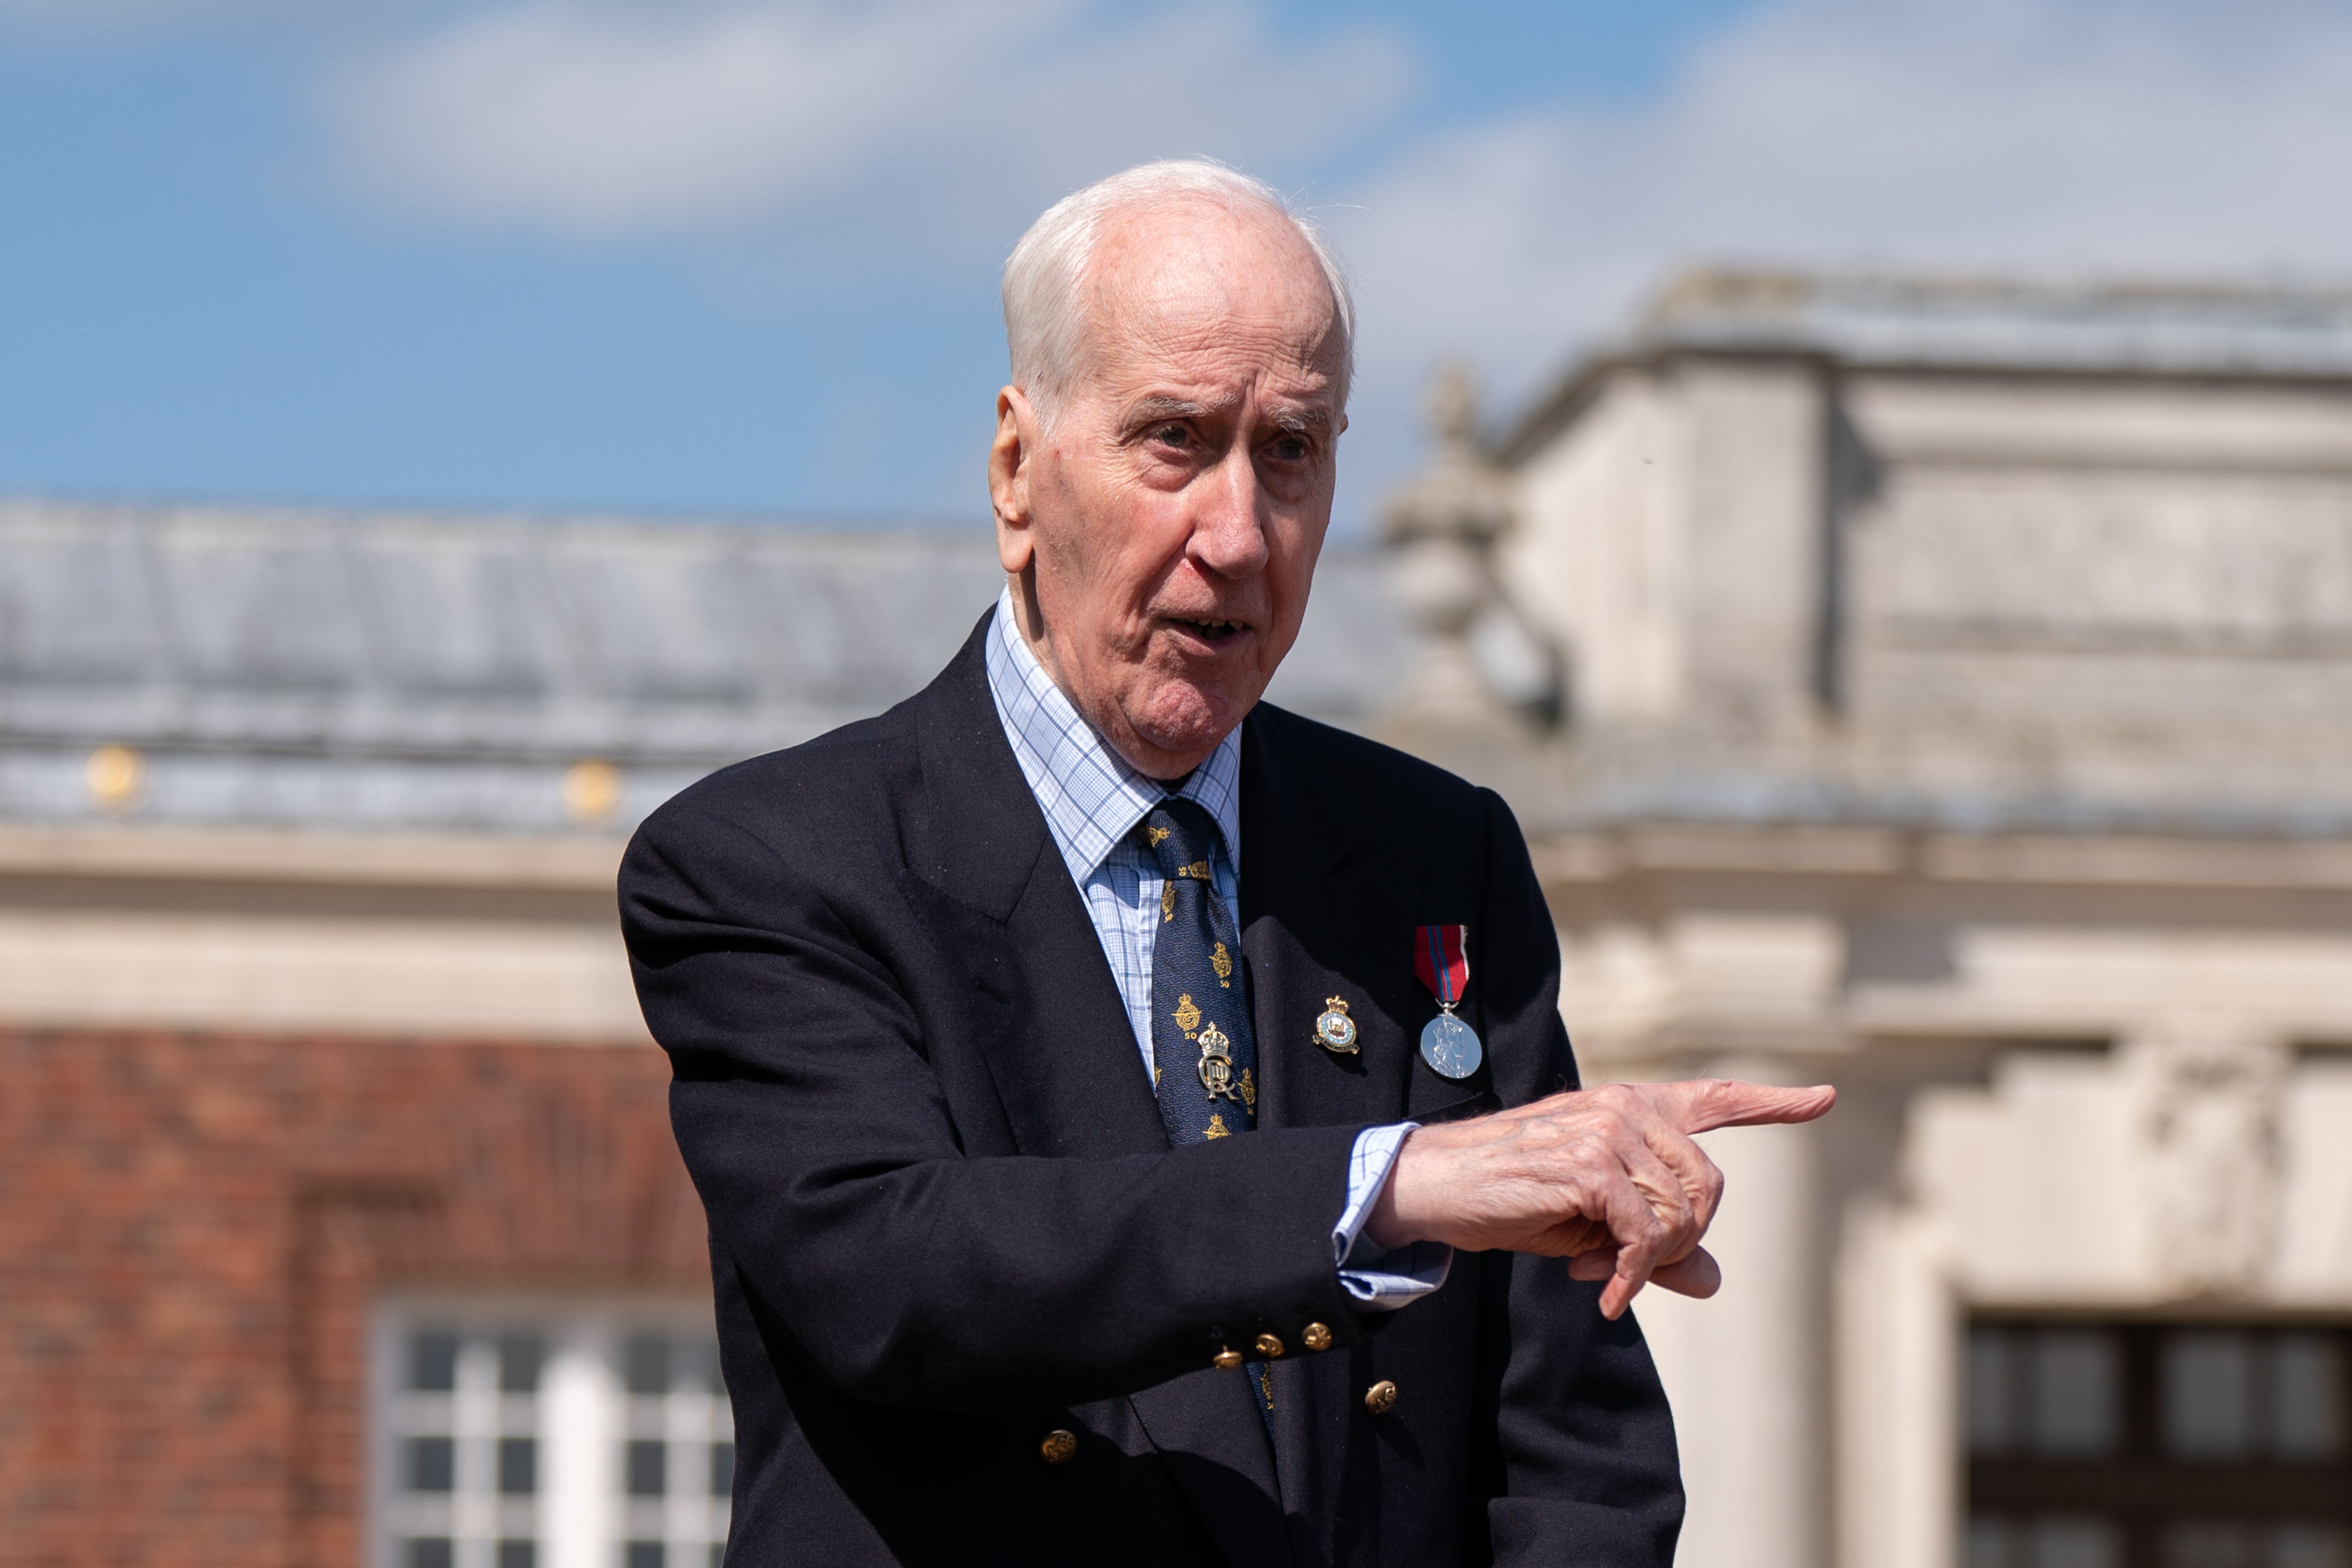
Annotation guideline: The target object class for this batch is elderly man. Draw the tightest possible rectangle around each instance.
[621,161,1833,1568]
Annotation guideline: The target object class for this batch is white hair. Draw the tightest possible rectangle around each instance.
[1001,159,1355,427]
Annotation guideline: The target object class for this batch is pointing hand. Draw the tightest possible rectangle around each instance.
[1365,1079,1837,1318]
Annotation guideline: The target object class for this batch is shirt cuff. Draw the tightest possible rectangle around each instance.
[1334,1122,1453,1312]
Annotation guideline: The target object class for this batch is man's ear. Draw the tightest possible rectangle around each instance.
[990,387,1036,575]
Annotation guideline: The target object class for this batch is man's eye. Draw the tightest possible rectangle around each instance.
[1152,424,1192,447]
[1268,436,1310,461]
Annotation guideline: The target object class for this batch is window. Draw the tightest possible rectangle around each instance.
[376,1305,732,1568]
[1967,1320,2352,1568]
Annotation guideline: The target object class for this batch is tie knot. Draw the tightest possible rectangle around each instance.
[1139,797,1220,880]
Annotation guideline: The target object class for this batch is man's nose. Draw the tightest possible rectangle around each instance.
[1189,444,1271,579]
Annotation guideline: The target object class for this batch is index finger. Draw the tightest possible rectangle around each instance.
[1654,1079,1837,1135]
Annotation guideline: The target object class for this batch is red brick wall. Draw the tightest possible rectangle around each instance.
[0,1029,705,1568]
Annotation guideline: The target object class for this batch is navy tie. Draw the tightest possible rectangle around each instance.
[1142,797,1256,1145]
[1139,797,1275,1429]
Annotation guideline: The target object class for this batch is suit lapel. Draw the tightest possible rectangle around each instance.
[905,616,1166,1158]
[1238,706,1401,1137]
[1241,706,1500,1134]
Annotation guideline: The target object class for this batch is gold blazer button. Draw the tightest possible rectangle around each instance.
[1300,1322,1333,1352]
[1253,1333,1285,1359]
[1040,1429,1078,1465]
[1212,1347,1243,1370]
[1364,1379,1399,1417]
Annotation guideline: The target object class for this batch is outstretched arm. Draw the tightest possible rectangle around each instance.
[1371,1076,1837,1318]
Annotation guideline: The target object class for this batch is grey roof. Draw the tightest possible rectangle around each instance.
[1642,270,2352,378]
[0,499,1412,834]
[1502,270,2352,461]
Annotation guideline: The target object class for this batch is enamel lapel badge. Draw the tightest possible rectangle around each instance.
[1413,924,1483,1080]
[1313,996,1359,1054]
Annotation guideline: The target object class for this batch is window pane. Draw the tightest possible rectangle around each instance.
[1968,1319,2352,1568]
[497,1333,545,1394]
[2273,1524,2350,1568]
[2166,1333,2256,1459]
[2166,1520,2259,1568]
[1968,1516,2013,1568]
[709,1441,735,1498]
[626,1438,666,1496]
[1970,1328,2017,1456]
[677,1336,721,1394]
[409,1331,459,1393]
[624,1335,671,1396]
[2269,1336,2343,1458]
[498,1436,536,1496]
[2030,1518,2121,1568]
[2030,1331,2120,1456]
[407,1436,455,1494]
[380,1309,731,1568]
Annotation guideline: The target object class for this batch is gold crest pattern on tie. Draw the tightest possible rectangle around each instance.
[1196,1021,1238,1100]
[1136,796,1271,1422]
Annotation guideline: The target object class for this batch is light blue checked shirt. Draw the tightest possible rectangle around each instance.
[984,592,1451,1309]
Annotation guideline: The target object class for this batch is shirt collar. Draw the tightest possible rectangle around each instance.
[984,589,1242,886]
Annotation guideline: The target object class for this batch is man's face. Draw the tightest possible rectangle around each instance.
[990,198,1346,780]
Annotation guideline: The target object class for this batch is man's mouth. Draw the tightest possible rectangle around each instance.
[1175,617,1246,645]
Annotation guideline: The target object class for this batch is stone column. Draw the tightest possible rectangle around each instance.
[1835,1196,1959,1568]
[1635,1054,1826,1568]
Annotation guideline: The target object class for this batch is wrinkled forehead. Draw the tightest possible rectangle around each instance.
[1075,198,1345,399]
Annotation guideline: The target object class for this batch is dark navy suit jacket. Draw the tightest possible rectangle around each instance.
[620,616,1684,1567]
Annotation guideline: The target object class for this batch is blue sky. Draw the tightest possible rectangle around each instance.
[5,0,2350,534]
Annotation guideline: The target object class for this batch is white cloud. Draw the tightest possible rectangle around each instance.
[328,0,1416,239]
[0,0,381,27]
[0,0,245,12]
[1336,0,2352,425]
[313,0,2352,523]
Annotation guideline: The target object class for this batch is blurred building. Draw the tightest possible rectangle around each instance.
[1404,273,2352,1568]
[9,269,2352,1568]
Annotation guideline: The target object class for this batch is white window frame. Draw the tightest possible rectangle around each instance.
[372,1295,732,1568]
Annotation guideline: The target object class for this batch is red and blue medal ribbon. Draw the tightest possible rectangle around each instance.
[1412,924,1483,1079]
[1413,924,1469,1011]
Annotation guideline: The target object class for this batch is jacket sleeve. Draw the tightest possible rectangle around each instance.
[1464,788,1687,1567]
[620,796,1365,1415]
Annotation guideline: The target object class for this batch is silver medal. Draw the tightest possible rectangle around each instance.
[1418,1011,1483,1080]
